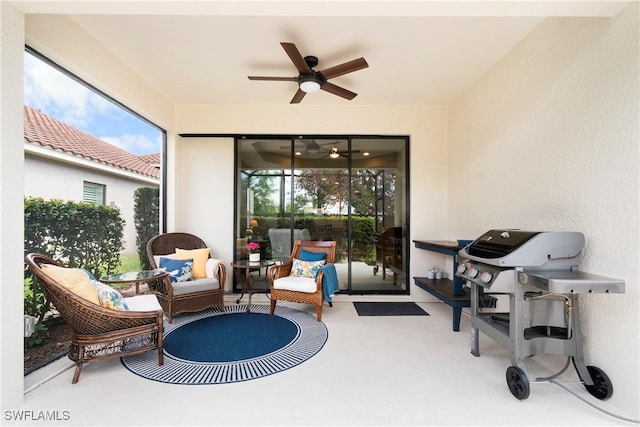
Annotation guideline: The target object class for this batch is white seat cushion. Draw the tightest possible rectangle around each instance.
[273,276,317,293]
[124,294,162,312]
[172,277,220,296]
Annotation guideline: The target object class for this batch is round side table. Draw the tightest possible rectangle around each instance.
[99,269,168,295]
[231,259,276,312]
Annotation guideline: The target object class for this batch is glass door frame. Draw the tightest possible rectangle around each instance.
[233,134,410,295]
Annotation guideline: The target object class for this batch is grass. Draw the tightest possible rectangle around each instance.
[117,252,142,272]
[109,252,143,290]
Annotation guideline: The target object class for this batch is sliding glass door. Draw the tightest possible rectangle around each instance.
[235,136,408,294]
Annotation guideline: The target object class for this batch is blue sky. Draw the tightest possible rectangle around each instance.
[23,51,162,156]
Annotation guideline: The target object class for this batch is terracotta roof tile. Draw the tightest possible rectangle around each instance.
[24,106,160,179]
[138,153,161,165]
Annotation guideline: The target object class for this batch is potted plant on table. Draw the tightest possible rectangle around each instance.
[247,242,261,262]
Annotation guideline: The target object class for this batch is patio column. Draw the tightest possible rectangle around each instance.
[0,0,25,409]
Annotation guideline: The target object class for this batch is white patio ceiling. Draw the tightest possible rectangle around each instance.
[15,0,631,106]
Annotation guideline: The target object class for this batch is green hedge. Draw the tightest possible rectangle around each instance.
[24,197,125,320]
[247,215,376,260]
[134,187,160,270]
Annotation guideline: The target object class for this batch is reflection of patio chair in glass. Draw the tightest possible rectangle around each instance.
[374,227,403,284]
[268,228,311,262]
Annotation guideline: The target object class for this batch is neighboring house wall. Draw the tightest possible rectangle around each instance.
[24,152,158,253]
[23,106,160,255]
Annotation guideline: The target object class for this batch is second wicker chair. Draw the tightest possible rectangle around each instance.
[268,240,337,321]
[146,232,226,322]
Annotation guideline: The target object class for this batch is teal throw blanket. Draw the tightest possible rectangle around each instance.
[317,263,339,303]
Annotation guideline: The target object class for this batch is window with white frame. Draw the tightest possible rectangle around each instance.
[83,181,106,205]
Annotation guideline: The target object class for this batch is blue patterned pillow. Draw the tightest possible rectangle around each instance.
[91,280,129,311]
[290,258,325,278]
[81,268,97,281]
[299,249,326,261]
[159,257,193,283]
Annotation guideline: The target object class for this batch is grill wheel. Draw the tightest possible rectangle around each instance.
[506,366,530,400]
[575,364,613,400]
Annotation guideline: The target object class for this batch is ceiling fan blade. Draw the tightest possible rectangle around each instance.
[290,89,306,104]
[320,57,368,80]
[281,42,312,74]
[321,82,358,100]
[248,76,297,81]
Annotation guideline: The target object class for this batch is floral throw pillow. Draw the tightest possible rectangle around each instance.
[91,280,129,311]
[159,257,193,283]
[290,258,326,279]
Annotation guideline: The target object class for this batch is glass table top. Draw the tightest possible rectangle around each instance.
[100,269,167,283]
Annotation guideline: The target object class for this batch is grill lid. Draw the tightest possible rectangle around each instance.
[459,229,585,268]
[467,230,540,259]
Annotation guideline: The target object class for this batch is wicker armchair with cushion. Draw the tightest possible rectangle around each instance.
[25,253,164,384]
[146,232,226,323]
[267,240,337,321]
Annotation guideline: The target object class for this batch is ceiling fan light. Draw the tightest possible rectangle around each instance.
[300,79,321,93]
[329,148,340,159]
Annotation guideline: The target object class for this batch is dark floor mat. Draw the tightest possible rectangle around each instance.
[353,302,429,316]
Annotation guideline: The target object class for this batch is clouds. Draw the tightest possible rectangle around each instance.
[24,51,161,155]
[100,132,162,155]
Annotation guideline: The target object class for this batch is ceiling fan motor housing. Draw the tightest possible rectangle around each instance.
[298,71,327,89]
[304,55,319,68]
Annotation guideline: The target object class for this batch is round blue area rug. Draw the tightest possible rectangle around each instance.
[121,304,328,384]
[164,312,299,363]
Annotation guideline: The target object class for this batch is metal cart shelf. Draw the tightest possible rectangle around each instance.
[467,267,625,400]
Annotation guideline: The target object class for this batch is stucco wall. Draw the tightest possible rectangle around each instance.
[24,154,159,253]
[448,3,639,414]
[0,0,25,410]
[171,136,235,290]
[173,104,450,298]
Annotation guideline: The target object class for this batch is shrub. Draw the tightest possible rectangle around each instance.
[24,197,125,321]
[134,187,160,270]
[24,197,125,277]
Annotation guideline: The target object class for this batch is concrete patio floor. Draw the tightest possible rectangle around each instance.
[15,295,629,426]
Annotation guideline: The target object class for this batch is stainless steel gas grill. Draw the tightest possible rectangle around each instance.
[456,229,625,400]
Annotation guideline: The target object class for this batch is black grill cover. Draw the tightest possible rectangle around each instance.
[467,230,540,259]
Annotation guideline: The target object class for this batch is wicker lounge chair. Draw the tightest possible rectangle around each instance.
[268,240,337,321]
[25,253,164,384]
[146,232,226,322]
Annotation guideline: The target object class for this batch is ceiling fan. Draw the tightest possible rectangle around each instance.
[319,143,360,159]
[281,139,321,154]
[280,139,336,154]
[248,42,369,104]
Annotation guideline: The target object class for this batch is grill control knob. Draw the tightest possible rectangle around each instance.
[456,264,467,275]
[468,268,478,278]
[480,272,493,284]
